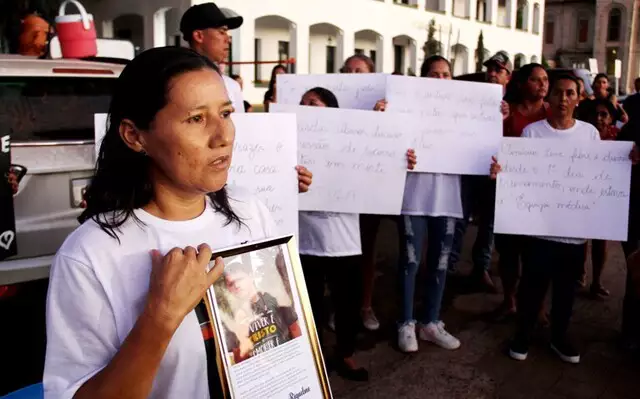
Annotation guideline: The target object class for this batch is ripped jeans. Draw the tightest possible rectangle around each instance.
[398,215,457,325]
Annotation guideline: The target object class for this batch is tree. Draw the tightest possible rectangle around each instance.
[422,19,441,57]
[475,31,485,73]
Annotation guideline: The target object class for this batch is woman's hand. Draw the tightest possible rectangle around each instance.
[501,101,510,120]
[146,244,224,332]
[406,149,417,170]
[630,144,640,165]
[490,156,502,180]
[374,99,387,112]
[7,170,18,195]
[297,165,313,193]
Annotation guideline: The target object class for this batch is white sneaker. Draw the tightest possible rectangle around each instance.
[328,313,335,332]
[418,321,461,350]
[361,308,380,331]
[398,322,419,353]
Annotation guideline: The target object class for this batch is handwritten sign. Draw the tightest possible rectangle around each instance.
[271,103,409,215]
[277,73,387,110]
[386,75,503,175]
[228,114,299,236]
[494,138,633,241]
[0,133,17,260]
[94,113,108,161]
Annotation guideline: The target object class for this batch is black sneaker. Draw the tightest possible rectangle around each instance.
[509,337,529,361]
[551,338,581,364]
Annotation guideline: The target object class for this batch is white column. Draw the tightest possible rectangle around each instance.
[143,14,155,50]
[508,0,517,29]
[408,39,418,74]
[440,0,452,14]
[417,0,427,9]
[375,33,385,73]
[291,22,310,74]
[488,0,497,24]
[383,35,395,73]
[526,4,533,32]
[469,0,477,20]
[340,29,355,64]
[102,20,114,38]
[153,8,168,47]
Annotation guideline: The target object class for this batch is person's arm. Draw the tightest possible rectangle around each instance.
[288,320,302,339]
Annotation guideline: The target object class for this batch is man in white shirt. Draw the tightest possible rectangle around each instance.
[493,74,599,365]
[180,3,245,113]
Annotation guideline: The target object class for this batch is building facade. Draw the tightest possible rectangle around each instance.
[544,0,640,93]
[83,0,544,103]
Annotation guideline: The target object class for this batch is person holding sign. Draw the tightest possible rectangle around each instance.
[396,56,463,353]
[296,86,370,382]
[491,74,601,364]
[43,47,278,399]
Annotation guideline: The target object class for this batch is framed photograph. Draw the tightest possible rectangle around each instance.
[204,235,332,399]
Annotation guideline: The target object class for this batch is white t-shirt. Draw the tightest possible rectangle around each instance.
[401,173,464,218]
[522,119,600,245]
[222,75,245,114]
[298,212,362,257]
[44,187,274,399]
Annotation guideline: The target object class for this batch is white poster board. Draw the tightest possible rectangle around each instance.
[94,113,108,161]
[276,73,387,110]
[229,114,299,236]
[271,103,410,215]
[495,138,633,241]
[386,75,503,175]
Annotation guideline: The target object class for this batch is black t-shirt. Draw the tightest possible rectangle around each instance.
[226,292,298,357]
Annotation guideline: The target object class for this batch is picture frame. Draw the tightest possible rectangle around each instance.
[203,235,332,399]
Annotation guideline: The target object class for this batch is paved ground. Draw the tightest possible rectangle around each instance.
[326,220,639,399]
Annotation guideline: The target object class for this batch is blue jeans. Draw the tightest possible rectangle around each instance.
[398,215,457,324]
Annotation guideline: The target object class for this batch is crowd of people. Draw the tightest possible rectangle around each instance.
[31,2,640,398]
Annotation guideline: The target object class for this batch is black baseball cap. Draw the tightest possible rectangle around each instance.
[180,3,243,41]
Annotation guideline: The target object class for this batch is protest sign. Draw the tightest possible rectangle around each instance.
[0,133,17,260]
[277,73,387,110]
[229,114,299,236]
[206,235,331,399]
[271,103,410,215]
[386,75,503,175]
[494,137,632,240]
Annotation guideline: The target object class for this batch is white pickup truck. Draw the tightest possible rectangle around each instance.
[0,54,124,396]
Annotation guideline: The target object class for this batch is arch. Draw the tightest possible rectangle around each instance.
[254,15,296,82]
[309,23,343,74]
[393,34,418,75]
[450,43,469,76]
[607,7,624,41]
[355,29,384,72]
[532,3,541,34]
[514,53,526,68]
[113,14,144,53]
[531,55,539,63]
[516,0,530,30]
[477,0,489,22]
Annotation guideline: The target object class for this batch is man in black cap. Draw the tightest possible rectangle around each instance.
[448,51,512,292]
[180,3,245,113]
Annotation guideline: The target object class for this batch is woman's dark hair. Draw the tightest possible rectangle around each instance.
[80,46,241,239]
[340,54,375,73]
[510,63,546,104]
[593,73,609,84]
[420,55,451,77]
[230,73,241,81]
[550,73,581,95]
[300,87,340,108]
[591,98,617,124]
[267,64,287,93]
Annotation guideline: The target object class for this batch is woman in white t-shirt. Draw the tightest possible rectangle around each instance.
[43,47,277,399]
[491,74,625,365]
[397,56,464,353]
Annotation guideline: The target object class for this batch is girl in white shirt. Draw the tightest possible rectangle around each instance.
[44,47,276,399]
[397,56,464,353]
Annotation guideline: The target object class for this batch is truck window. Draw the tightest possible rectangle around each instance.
[0,76,113,142]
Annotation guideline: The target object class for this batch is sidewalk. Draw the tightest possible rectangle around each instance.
[327,221,639,399]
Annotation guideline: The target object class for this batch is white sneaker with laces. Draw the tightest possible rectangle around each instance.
[419,321,461,350]
[361,308,380,331]
[398,322,418,353]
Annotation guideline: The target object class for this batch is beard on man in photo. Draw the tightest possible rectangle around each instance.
[222,256,302,364]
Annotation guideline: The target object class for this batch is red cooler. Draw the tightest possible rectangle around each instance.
[55,0,97,58]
